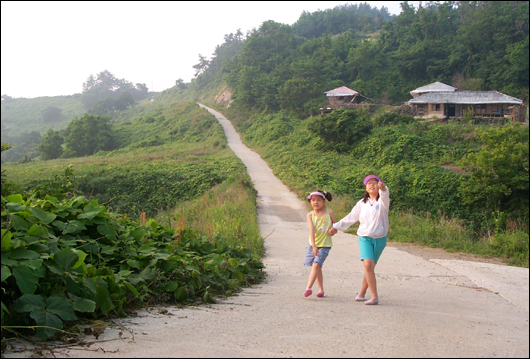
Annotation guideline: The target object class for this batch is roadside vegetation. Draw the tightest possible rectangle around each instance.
[1,102,265,344]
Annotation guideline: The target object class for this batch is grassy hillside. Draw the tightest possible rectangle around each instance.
[1,95,85,137]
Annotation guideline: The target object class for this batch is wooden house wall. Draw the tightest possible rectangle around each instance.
[413,103,516,118]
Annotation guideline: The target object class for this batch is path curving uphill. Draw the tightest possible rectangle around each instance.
[13,105,528,358]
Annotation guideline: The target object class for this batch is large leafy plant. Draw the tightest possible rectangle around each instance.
[1,193,264,340]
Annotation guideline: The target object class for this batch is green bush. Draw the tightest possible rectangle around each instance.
[307,108,372,152]
[373,112,415,127]
[1,193,264,340]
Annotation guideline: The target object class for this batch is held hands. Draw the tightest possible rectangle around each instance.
[312,246,318,257]
[328,227,338,236]
[378,181,385,190]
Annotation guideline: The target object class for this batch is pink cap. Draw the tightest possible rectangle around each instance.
[363,174,383,186]
[307,191,326,200]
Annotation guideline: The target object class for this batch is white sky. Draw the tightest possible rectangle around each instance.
[1,1,419,99]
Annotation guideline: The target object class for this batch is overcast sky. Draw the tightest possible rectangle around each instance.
[1,1,420,99]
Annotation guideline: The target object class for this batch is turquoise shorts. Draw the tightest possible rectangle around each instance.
[358,236,387,265]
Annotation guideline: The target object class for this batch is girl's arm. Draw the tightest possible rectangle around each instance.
[378,183,390,210]
[307,212,318,256]
[332,202,361,231]
[329,209,336,224]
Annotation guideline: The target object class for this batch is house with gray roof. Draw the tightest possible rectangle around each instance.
[321,86,372,112]
[408,90,523,119]
[410,81,457,98]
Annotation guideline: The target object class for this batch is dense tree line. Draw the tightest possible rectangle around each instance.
[81,70,149,114]
[195,1,528,118]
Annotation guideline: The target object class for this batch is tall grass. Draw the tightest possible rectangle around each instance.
[389,210,529,267]
[160,174,264,258]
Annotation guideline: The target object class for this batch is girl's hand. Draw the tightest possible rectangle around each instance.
[312,246,318,257]
[378,182,385,191]
[328,227,337,236]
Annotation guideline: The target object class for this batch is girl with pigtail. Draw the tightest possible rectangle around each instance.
[303,190,335,298]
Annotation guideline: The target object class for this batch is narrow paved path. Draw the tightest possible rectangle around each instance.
[11,105,528,358]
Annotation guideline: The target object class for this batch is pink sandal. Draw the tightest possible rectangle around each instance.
[355,296,367,301]
[365,299,379,305]
[304,289,312,297]
[316,291,325,297]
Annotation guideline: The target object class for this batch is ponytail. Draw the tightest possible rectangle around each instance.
[318,190,332,202]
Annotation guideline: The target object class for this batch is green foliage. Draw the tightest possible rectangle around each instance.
[1,193,264,340]
[243,114,295,146]
[0,94,85,140]
[1,143,19,197]
[307,108,371,152]
[292,3,392,38]
[38,129,64,160]
[41,106,62,123]
[171,174,263,258]
[373,112,415,127]
[62,114,115,158]
[0,130,42,164]
[389,211,528,267]
[27,166,80,201]
[89,91,136,115]
[458,123,529,216]
[74,158,244,217]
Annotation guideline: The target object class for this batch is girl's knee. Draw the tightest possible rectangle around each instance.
[363,259,375,272]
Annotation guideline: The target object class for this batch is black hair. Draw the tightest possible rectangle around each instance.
[362,190,380,203]
[308,190,332,202]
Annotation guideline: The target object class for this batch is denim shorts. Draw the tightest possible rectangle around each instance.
[358,236,387,265]
[303,244,331,267]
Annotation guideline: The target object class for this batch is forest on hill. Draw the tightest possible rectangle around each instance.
[187,1,528,118]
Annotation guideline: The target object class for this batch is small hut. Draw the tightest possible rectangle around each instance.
[322,86,372,112]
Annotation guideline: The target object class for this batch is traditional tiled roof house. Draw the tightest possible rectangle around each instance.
[408,82,523,119]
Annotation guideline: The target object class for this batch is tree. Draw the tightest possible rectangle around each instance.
[134,83,149,100]
[175,78,187,90]
[41,106,62,123]
[38,129,64,160]
[63,114,115,157]
[81,70,147,109]
[114,91,135,111]
[192,54,210,77]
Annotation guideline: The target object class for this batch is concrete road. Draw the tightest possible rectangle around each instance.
[6,104,528,358]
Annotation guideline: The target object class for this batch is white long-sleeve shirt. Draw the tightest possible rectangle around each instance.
[333,186,389,239]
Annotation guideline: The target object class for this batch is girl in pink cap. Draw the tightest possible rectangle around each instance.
[328,175,389,305]
[303,190,336,298]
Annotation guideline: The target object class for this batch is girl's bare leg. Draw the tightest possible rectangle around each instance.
[316,265,323,292]
[359,273,369,298]
[307,263,322,290]
[361,259,378,300]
